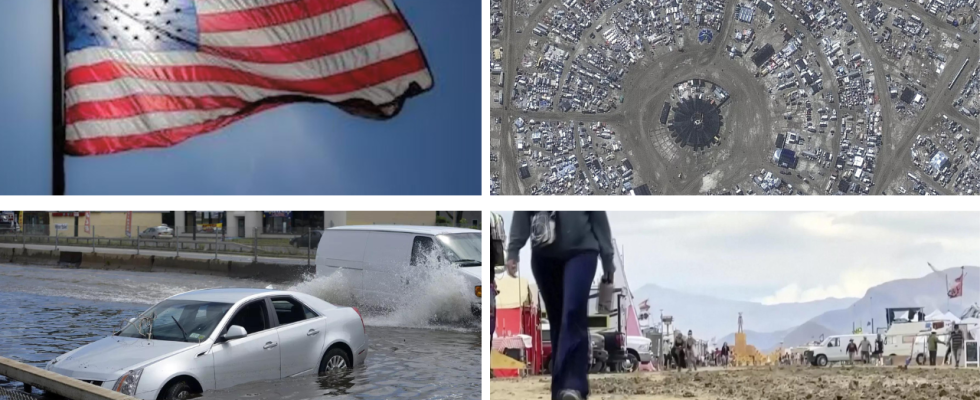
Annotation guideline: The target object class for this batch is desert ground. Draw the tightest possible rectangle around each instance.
[490,366,980,400]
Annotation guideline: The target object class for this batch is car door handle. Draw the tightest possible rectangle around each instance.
[263,342,278,349]
[307,329,320,336]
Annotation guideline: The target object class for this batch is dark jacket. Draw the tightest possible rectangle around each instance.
[951,330,964,349]
[507,211,615,269]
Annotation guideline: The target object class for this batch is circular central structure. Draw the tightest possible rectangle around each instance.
[669,96,722,149]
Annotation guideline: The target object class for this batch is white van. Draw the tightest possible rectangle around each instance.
[315,225,481,316]
[808,334,877,366]
[882,320,952,364]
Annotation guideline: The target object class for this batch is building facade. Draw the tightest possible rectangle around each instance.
[8,211,480,239]
[47,212,163,238]
[176,211,481,238]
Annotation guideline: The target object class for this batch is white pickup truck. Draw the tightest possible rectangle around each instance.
[807,334,877,366]
[624,335,654,372]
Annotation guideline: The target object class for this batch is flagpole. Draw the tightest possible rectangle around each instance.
[947,277,951,312]
[52,0,66,196]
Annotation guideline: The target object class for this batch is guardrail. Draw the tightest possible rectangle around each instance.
[0,356,137,400]
[0,226,318,263]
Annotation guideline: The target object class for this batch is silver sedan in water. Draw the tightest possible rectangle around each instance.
[46,288,368,400]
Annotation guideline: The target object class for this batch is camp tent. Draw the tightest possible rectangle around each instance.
[926,310,946,321]
[942,312,961,323]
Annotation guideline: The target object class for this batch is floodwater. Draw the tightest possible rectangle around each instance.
[0,263,480,400]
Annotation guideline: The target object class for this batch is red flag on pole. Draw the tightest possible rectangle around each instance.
[948,268,964,298]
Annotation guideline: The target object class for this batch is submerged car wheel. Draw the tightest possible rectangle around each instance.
[319,348,352,375]
[159,379,194,400]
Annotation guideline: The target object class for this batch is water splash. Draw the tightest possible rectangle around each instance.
[287,269,357,308]
[288,252,478,331]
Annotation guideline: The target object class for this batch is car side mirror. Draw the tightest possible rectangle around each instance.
[223,325,248,341]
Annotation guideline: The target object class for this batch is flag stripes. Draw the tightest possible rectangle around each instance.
[63,0,431,155]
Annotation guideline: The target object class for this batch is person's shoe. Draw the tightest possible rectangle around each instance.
[558,389,583,400]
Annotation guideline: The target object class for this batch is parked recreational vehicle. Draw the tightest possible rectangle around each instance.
[882,320,953,364]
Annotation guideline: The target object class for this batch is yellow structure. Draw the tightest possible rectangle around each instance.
[49,212,163,239]
[490,350,525,370]
[732,313,767,366]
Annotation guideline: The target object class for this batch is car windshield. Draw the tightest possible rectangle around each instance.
[117,300,233,343]
[437,233,481,265]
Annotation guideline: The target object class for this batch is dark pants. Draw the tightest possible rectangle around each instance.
[532,251,598,400]
[929,350,937,366]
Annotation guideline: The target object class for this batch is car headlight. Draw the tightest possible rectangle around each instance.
[113,368,143,396]
[475,285,482,298]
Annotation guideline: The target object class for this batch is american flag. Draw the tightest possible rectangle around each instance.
[62,0,433,155]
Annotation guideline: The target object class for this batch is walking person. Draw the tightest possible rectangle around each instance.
[672,335,687,370]
[846,339,858,366]
[686,330,698,371]
[873,334,884,366]
[927,331,944,366]
[859,337,871,364]
[949,324,965,368]
[944,331,953,365]
[506,211,615,400]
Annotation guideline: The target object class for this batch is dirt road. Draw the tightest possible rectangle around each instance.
[490,366,980,400]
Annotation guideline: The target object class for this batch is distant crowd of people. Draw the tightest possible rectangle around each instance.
[830,325,972,368]
[661,331,737,370]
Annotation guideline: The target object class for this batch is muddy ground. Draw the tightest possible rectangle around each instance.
[490,366,980,400]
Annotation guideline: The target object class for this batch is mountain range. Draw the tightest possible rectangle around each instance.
[632,283,856,341]
[637,267,979,352]
[772,267,980,350]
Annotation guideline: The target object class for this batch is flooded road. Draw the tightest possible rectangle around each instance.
[0,264,480,400]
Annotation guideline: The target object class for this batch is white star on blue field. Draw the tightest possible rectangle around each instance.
[0,0,479,195]
[64,0,200,53]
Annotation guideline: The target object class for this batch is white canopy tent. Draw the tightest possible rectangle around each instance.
[925,310,946,321]
[944,312,961,323]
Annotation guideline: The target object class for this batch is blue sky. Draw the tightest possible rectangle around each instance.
[0,0,479,195]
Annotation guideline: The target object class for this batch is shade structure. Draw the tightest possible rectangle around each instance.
[669,96,722,149]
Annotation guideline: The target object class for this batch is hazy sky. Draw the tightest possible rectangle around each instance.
[496,211,980,304]
[0,0,479,195]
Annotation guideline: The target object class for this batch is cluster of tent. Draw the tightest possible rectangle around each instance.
[925,309,980,340]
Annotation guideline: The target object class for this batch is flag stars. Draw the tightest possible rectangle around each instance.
[63,0,198,53]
